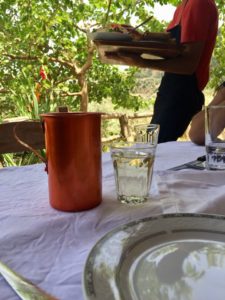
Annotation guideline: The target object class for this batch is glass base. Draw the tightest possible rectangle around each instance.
[206,163,225,170]
[118,195,148,205]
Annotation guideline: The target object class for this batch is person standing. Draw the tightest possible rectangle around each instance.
[107,0,218,143]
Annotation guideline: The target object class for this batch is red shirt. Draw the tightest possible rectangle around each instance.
[167,0,218,90]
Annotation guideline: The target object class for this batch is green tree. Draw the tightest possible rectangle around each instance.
[211,0,225,88]
[0,0,163,117]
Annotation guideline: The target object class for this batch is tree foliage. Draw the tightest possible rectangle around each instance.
[0,0,224,119]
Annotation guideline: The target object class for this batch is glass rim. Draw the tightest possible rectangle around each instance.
[110,144,156,151]
[134,123,160,128]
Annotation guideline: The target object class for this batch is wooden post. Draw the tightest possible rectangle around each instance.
[119,114,131,140]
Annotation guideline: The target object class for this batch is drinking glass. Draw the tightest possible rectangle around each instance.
[110,124,159,204]
[205,105,225,170]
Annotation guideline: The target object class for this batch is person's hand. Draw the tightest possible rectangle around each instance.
[105,51,144,67]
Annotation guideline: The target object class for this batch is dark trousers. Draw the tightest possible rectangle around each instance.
[150,72,204,143]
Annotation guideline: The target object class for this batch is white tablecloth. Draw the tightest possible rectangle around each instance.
[0,141,225,300]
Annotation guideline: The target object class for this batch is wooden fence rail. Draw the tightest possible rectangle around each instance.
[1,112,153,152]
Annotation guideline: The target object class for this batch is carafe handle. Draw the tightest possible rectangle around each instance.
[13,122,48,170]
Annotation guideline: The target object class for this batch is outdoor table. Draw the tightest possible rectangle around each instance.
[1,141,225,300]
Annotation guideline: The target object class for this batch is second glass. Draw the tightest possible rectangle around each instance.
[205,105,225,170]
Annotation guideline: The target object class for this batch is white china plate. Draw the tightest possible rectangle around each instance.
[89,31,132,41]
[83,213,225,300]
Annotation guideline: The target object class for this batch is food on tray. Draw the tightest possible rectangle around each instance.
[92,24,174,43]
[108,23,143,40]
[92,23,143,41]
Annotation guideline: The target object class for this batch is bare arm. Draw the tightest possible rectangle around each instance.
[106,41,205,75]
[189,87,225,145]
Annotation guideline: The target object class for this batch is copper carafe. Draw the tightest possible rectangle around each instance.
[40,112,102,212]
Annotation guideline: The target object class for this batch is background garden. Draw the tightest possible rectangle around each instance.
[0,0,225,165]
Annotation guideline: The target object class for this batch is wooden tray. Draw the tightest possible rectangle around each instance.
[94,39,184,65]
